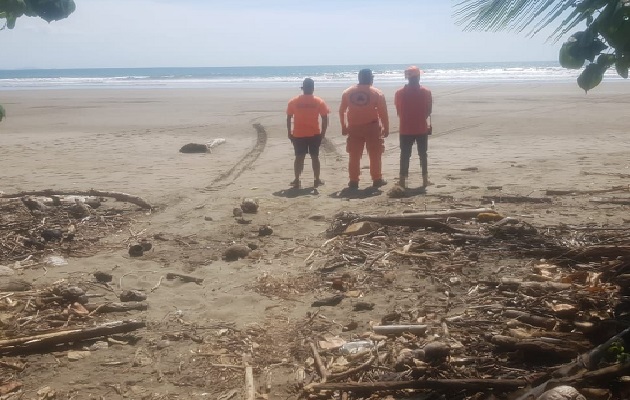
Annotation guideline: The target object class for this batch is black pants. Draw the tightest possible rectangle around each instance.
[399,134,428,177]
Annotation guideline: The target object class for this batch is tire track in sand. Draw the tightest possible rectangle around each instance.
[203,122,267,191]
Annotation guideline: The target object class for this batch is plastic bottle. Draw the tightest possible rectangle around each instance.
[340,340,373,355]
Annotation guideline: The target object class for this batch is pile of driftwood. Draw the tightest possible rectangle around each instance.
[0,189,152,265]
[0,278,147,398]
[293,208,630,399]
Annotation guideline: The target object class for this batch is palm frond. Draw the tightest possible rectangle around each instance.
[453,0,584,39]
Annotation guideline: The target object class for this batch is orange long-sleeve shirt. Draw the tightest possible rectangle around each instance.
[339,84,389,133]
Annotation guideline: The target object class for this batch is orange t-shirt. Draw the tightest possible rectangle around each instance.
[394,85,432,135]
[286,95,330,138]
[339,84,389,132]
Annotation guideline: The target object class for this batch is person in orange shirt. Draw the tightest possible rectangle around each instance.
[286,78,330,189]
[394,66,432,188]
[339,69,389,189]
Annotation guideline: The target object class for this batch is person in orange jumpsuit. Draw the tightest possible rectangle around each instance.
[286,78,330,188]
[395,66,432,188]
[339,69,389,189]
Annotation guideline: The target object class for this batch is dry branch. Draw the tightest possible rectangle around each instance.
[85,302,148,314]
[482,195,552,204]
[0,189,153,210]
[306,378,529,394]
[0,320,145,355]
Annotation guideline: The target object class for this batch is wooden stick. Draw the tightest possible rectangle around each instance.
[502,310,557,330]
[306,378,528,393]
[310,341,328,383]
[244,366,256,400]
[367,208,497,219]
[482,195,551,204]
[546,185,629,196]
[0,320,145,355]
[166,272,204,284]
[373,325,427,336]
[0,189,152,210]
[328,355,377,382]
[590,197,630,205]
[84,302,148,314]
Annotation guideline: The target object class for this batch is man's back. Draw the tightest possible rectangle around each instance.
[395,85,432,135]
[287,94,329,137]
[340,84,388,127]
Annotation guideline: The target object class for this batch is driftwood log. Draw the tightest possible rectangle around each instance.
[482,195,552,204]
[491,335,581,361]
[365,208,496,220]
[513,327,630,400]
[546,185,629,196]
[590,197,630,206]
[84,302,148,313]
[305,378,529,394]
[1,189,152,210]
[0,320,145,355]
[502,310,557,330]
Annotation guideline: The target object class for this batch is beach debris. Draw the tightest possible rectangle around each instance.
[0,279,31,292]
[240,198,259,214]
[258,225,273,236]
[311,294,344,307]
[93,271,113,283]
[353,301,375,311]
[3,189,153,210]
[165,272,204,284]
[67,350,91,361]
[204,216,213,221]
[68,199,91,218]
[372,324,427,336]
[179,143,209,153]
[0,381,22,396]
[44,255,68,267]
[387,184,406,198]
[128,244,144,257]
[343,221,381,236]
[223,244,251,261]
[233,207,243,217]
[119,290,147,302]
[308,214,326,221]
[139,239,152,252]
[535,386,586,400]
[41,228,63,242]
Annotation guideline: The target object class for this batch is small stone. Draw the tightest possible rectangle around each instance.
[128,244,144,257]
[60,286,85,301]
[119,289,147,302]
[258,225,273,236]
[156,340,171,350]
[422,342,450,362]
[223,244,251,261]
[247,243,258,250]
[87,341,109,351]
[233,207,243,217]
[240,198,259,214]
[343,221,381,236]
[536,386,586,400]
[67,351,91,361]
[308,214,326,221]
[387,185,406,198]
[93,271,113,283]
[204,216,213,221]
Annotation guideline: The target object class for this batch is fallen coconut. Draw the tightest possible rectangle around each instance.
[240,198,258,214]
[223,244,251,261]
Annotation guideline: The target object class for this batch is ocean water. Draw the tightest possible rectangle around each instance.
[0,61,618,90]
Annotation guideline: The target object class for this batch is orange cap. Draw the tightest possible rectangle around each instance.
[404,66,422,79]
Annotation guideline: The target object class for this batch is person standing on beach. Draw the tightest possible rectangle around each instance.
[339,69,389,189]
[286,78,330,189]
[395,66,432,188]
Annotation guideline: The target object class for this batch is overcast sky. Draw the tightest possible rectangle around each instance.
[0,0,563,69]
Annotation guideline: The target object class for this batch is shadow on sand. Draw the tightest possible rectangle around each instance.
[272,187,319,198]
[399,186,427,198]
[329,186,383,199]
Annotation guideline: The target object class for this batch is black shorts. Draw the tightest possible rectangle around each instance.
[292,135,322,157]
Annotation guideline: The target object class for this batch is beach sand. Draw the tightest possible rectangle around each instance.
[1,81,630,398]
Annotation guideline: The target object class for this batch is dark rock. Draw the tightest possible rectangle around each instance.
[233,207,243,217]
[258,225,273,236]
[60,286,86,301]
[93,271,113,283]
[120,289,147,302]
[353,301,375,311]
[128,244,144,257]
[223,244,251,261]
[179,143,208,153]
[240,199,258,214]
[247,243,258,250]
[422,342,451,363]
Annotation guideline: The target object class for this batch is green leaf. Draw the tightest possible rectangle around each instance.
[577,62,605,92]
